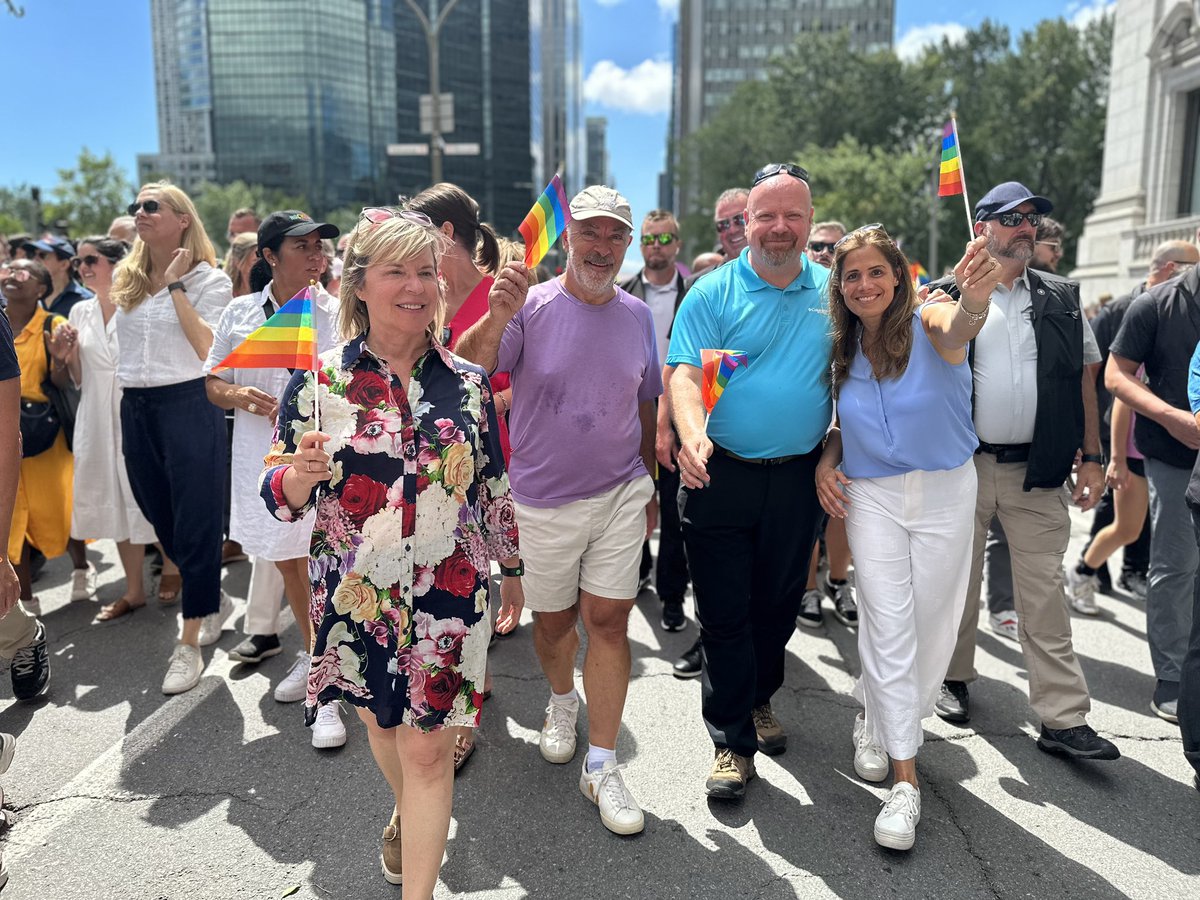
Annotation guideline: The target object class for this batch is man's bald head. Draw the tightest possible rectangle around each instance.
[1148,239,1200,287]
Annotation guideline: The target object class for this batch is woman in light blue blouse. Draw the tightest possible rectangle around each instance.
[815,226,1000,851]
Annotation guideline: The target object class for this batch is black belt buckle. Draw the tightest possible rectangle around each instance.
[976,441,1031,464]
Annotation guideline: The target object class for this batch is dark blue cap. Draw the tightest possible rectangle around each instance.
[974,181,1053,222]
[23,236,75,258]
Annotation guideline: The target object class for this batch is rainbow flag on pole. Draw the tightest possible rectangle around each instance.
[938,120,964,197]
[518,173,571,269]
[701,349,749,413]
[212,286,318,372]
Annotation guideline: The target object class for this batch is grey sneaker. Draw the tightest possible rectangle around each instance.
[797,589,823,628]
[1065,566,1099,616]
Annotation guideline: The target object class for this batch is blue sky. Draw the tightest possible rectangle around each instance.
[0,0,1114,233]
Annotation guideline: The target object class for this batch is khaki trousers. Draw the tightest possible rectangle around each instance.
[0,601,38,660]
[946,453,1091,728]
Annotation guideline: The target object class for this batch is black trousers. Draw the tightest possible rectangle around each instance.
[121,378,227,619]
[1182,506,1200,781]
[681,448,823,757]
[639,462,693,603]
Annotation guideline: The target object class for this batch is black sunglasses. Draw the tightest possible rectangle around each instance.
[641,233,676,246]
[128,199,161,216]
[715,213,746,234]
[990,211,1043,228]
[808,241,837,254]
[834,222,888,249]
[72,254,102,267]
[752,162,810,187]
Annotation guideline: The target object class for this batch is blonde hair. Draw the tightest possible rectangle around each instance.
[337,212,451,342]
[495,237,539,284]
[223,232,259,296]
[111,181,218,310]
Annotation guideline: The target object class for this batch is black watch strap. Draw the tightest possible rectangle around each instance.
[1081,453,1104,466]
[499,560,524,577]
[167,280,187,294]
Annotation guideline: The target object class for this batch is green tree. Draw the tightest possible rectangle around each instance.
[0,185,38,237]
[190,180,310,252]
[44,148,135,237]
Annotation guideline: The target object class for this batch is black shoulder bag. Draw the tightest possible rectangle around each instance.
[18,316,80,456]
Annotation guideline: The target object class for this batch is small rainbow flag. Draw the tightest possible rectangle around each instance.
[212,286,318,372]
[938,120,964,197]
[701,349,749,413]
[518,174,571,269]
[909,261,930,287]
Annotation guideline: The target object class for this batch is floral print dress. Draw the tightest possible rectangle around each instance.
[260,335,519,731]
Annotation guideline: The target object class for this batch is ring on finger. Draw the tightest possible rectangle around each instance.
[248,402,257,414]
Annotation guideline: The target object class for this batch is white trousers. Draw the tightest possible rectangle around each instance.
[845,461,977,759]
[243,557,286,636]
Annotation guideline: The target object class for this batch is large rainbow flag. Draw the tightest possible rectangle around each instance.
[701,349,749,413]
[938,120,964,197]
[211,286,318,372]
[518,174,571,269]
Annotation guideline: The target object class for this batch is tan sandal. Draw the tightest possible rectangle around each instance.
[453,733,476,772]
[95,596,147,622]
[157,573,182,604]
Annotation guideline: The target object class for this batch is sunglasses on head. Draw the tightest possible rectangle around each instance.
[128,199,161,216]
[715,212,746,234]
[641,233,676,247]
[73,254,102,268]
[752,162,810,187]
[988,211,1043,228]
[360,207,434,228]
[834,222,888,249]
[808,241,837,254]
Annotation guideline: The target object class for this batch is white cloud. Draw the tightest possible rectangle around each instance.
[895,22,968,62]
[657,0,679,17]
[583,59,673,115]
[1067,0,1116,29]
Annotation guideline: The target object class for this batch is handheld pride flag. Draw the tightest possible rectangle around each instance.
[518,173,571,269]
[212,286,319,373]
[909,261,930,288]
[937,114,974,236]
[701,349,749,414]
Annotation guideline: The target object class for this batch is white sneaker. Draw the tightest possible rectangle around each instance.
[1064,566,1100,616]
[274,651,310,703]
[579,760,644,835]
[311,701,347,749]
[70,564,97,601]
[852,713,889,783]
[539,696,579,763]
[874,782,921,850]
[162,643,203,695]
[198,591,234,647]
[988,610,1019,642]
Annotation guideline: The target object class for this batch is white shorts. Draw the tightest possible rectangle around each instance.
[514,475,655,613]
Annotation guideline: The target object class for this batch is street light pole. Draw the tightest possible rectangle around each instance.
[404,0,461,185]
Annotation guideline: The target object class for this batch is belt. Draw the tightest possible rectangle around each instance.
[712,444,803,466]
[975,441,1031,464]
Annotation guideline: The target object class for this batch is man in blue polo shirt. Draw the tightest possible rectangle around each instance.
[668,163,832,798]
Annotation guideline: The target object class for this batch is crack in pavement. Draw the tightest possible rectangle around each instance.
[13,789,269,813]
[919,771,1004,900]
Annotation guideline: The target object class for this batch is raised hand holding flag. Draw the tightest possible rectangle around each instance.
[700,349,749,416]
[518,173,571,269]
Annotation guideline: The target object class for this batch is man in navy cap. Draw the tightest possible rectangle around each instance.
[928,181,1118,761]
[23,236,92,317]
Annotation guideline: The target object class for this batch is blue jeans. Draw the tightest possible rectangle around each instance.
[1144,457,1198,683]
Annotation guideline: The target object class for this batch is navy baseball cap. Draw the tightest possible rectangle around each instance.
[24,236,75,259]
[974,182,1053,222]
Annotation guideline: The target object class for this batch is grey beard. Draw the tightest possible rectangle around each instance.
[757,246,798,268]
[569,258,616,293]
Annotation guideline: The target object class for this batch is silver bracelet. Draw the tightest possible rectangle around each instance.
[959,299,990,325]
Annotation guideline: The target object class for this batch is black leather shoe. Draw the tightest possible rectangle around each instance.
[1036,724,1120,760]
[673,638,702,679]
[934,680,970,724]
[660,598,686,632]
[229,633,283,665]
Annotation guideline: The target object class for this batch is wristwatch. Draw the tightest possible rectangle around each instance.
[167,280,187,294]
[499,560,524,577]
[1081,453,1104,466]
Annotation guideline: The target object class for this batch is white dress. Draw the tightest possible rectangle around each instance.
[68,299,158,544]
[203,283,340,560]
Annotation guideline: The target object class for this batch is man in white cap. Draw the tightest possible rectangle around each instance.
[457,185,661,835]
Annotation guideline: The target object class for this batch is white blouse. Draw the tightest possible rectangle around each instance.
[115,262,233,388]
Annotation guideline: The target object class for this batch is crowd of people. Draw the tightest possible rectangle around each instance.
[0,163,1197,896]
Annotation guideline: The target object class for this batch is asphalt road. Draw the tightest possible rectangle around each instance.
[0,508,1195,899]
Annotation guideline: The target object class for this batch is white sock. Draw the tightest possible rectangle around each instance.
[551,688,578,705]
[586,745,615,773]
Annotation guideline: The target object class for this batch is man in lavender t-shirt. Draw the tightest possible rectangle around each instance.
[456,185,661,836]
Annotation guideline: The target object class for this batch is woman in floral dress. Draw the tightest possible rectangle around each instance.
[259,210,528,896]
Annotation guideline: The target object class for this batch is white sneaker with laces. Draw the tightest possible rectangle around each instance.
[988,610,1019,642]
[852,713,889,783]
[311,701,347,749]
[274,651,311,703]
[162,643,203,695]
[579,760,644,835]
[874,782,921,850]
[70,564,97,601]
[539,696,579,763]
[198,592,234,647]
[1064,566,1100,616]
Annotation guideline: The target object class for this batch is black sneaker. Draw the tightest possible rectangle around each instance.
[1036,723,1120,760]
[673,638,703,679]
[934,680,970,724]
[1151,679,1180,724]
[228,633,283,664]
[11,620,50,702]
[797,589,823,629]
[824,575,858,626]
[660,598,686,632]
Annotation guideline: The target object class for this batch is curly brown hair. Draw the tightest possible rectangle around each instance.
[828,226,917,398]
